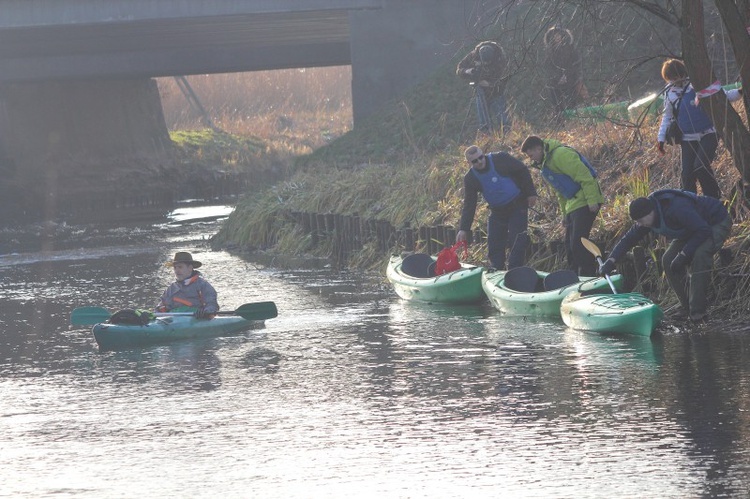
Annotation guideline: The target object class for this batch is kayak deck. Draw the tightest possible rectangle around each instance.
[93,314,263,350]
[386,254,485,304]
[561,292,663,337]
[482,268,624,318]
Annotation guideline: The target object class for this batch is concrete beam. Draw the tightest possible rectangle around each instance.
[0,0,383,27]
[0,43,352,81]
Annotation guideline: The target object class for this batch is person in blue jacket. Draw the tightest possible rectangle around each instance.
[657,58,742,199]
[599,190,731,321]
[457,145,538,270]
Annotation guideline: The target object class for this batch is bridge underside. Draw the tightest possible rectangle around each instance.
[0,0,478,220]
[0,11,352,81]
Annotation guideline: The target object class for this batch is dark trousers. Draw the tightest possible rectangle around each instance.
[681,133,720,199]
[564,205,599,276]
[487,201,529,270]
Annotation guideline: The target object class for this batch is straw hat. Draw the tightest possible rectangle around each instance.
[166,251,202,268]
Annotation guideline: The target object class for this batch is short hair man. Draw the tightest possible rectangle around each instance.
[457,145,538,270]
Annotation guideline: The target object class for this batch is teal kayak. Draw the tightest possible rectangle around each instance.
[561,291,663,337]
[92,314,263,350]
[481,267,624,318]
[386,254,485,304]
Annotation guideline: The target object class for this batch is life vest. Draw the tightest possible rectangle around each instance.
[160,273,206,310]
[470,154,521,208]
[675,87,713,134]
[541,146,597,199]
[649,189,699,239]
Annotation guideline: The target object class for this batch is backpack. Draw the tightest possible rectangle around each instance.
[435,241,468,275]
[108,309,156,326]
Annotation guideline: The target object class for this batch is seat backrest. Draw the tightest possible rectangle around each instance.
[503,266,540,292]
[543,269,580,291]
[400,253,435,278]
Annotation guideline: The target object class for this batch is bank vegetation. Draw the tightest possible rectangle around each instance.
[160,4,750,325]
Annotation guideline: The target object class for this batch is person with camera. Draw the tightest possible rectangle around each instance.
[657,58,742,199]
[456,41,510,134]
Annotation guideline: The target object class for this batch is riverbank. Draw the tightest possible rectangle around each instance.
[0,129,286,225]
[210,80,750,328]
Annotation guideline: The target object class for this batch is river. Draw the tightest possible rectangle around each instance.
[2,203,750,498]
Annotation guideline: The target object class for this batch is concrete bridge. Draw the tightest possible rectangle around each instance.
[0,0,489,218]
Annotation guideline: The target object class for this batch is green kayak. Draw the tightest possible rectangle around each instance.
[481,266,624,318]
[386,254,485,304]
[561,291,663,337]
[92,314,263,350]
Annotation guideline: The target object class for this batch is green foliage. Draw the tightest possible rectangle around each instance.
[170,129,265,166]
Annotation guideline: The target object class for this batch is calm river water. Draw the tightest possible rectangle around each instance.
[2,204,750,498]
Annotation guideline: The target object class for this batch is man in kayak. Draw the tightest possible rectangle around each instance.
[521,135,604,276]
[156,252,219,319]
[598,190,731,322]
[457,145,538,270]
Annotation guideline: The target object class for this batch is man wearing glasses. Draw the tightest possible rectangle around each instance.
[456,145,538,270]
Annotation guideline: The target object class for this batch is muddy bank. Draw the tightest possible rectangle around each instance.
[0,152,282,225]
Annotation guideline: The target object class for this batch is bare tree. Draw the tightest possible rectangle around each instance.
[486,1,749,195]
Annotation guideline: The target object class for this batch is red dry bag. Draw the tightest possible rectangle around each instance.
[434,241,468,275]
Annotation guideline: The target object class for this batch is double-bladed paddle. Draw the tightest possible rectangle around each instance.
[581,237,618,294]
[70,301,278,326]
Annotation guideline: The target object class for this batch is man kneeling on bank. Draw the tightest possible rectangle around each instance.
[599,189,731,322]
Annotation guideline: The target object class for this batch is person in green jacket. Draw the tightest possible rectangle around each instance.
[521,135,604,276]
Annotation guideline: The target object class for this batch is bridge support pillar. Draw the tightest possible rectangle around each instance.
[0,79,173,219]
[349,0,474,124]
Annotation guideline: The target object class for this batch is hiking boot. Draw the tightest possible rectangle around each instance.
[669,306,689,320]
[690,311,708,322]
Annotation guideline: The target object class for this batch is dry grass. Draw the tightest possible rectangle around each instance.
[157,67,353,158]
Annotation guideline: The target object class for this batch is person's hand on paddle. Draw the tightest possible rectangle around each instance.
[193,306,209,319]
[456,230,469,244]
[670,251,689,272]
[656,141,666,155]
[598,257,616,276]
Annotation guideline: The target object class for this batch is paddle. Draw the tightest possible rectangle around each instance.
[71,301,278,326]
[580,237,617,294]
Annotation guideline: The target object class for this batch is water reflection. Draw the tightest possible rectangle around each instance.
[2,206,750,496]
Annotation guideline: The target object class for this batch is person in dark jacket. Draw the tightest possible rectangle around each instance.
[543,27,588,116]
[156,251,219,318]
[599,190,731,321]
[457,145,538,270]
[456,41,510,133]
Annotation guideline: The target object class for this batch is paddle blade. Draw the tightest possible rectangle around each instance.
[70,306,111,326]
[233,301,278,321]
[580,237,603,259]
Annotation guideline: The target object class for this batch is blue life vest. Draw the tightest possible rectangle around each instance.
[471,154,520,208]
[676,87,713,134]
[541,146,597,199]
[650,189,699,239]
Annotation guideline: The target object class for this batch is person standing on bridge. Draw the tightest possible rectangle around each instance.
[457,40,511,134]
[156,252,219,319]
[456,145,538,270]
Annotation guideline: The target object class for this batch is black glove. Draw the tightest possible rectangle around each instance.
[193,307,208,319]
[599,258,616,276]
[670,251,689,272]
